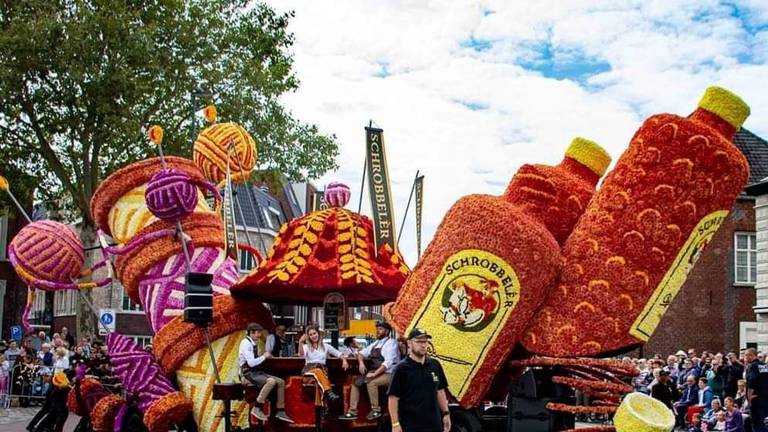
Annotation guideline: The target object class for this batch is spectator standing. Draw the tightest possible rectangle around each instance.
[668,355,681,382]
[745,348,768,432]
[5,340,21,365]
[52,347,70,374]
[60,327,75,349]
[387,328,451,432]
[14,354,37,407]
[726,352,746,399]
[0,353,9,406]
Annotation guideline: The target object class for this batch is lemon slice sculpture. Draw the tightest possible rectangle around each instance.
[614,392,675,432]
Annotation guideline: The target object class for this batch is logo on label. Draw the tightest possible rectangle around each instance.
[440,275,500,331]
[407,249,520,400]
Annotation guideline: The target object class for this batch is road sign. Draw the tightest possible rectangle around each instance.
[99,309,116,335]
[10,325,22,343]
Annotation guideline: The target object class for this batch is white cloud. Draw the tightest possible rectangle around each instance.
[266,0,768,266]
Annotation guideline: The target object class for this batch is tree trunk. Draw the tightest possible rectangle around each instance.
[76,222,98,340]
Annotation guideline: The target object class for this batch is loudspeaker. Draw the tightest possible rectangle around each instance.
[184,272,213,326]
[507,369,575,432]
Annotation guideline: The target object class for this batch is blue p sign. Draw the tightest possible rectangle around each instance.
[10,325,22,343]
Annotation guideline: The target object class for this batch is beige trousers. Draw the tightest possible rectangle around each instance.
[349,373,390,411]
[257,376,286,409]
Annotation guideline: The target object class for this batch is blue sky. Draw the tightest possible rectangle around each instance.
[267,0,768,265]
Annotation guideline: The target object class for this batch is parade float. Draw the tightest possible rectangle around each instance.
[0,85,752,432]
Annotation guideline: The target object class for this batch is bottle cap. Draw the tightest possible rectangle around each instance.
[698,86,750,130]
[565,137,611,177]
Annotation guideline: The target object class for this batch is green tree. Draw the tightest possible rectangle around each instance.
[0,0,339,337]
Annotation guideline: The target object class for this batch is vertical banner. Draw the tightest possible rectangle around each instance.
[312,190,328,212]
[222,145,239,265]
[415,175,424,258]
[365,126,397,253]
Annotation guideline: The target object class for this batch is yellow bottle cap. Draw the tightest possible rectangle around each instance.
[565,137,611,177]
[698,86,750,130]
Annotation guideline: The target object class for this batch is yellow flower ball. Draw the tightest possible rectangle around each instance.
[204,105,217,123]
[148,125,164,145]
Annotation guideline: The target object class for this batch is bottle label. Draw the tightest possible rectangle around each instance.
[406,249,521,400]
[630,210,728,341]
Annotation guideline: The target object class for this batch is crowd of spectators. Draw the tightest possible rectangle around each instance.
[623,348,763,432]
[0,326,134,410]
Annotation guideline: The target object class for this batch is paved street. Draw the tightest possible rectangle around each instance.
[1,407,80,432]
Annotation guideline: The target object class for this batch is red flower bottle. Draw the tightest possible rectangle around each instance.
[386,138,610,408]
[523,86,751,357]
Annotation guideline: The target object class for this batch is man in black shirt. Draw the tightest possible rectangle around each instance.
[746,348,768,432]
[388,328,450,432]
[650,370,677,409]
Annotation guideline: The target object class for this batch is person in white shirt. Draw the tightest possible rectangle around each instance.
[52,347,70,375]
[298,324,348,408]
[340,321,401,421]
[239,323,294,424]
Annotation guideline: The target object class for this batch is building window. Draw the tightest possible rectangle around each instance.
[239,248,257,273]
[121,288,143,312]
[54,290,77,316]
[735,232,757,285]
[0,210,8,261]
[125,335,152,348]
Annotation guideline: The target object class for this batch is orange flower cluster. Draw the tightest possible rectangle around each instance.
[143,391,193,432]
[91,394,125,432]
[231,206,410,305]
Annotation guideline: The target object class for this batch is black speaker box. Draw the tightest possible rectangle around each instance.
[184,272,213,326]
[507,369,575,432]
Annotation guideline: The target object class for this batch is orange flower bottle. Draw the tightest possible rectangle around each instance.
[524,86,751,357]
[387,138,610,408]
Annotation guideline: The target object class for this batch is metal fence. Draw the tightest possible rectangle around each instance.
[1,364,55,409]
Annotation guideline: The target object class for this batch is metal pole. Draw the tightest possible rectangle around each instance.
[357,158,367,214]
[396,170,420,247]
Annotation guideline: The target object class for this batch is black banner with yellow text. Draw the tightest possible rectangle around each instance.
[365,127,396,253]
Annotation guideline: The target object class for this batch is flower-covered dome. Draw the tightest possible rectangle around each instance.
[230,182,410,305]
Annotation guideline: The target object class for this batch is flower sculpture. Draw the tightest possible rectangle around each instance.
[385,138,610,409]
[230,182,410,304]
[524,86,751,357]
[193,122,257,186]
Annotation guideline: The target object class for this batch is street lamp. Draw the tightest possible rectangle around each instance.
[190,90,215,143]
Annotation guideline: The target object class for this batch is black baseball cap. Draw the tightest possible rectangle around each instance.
[408,328,432,340]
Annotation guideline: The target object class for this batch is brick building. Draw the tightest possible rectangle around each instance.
[638,129,767,357]
[0,206,31,341]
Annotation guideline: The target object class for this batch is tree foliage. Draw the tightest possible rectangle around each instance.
[0,0,339,223]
